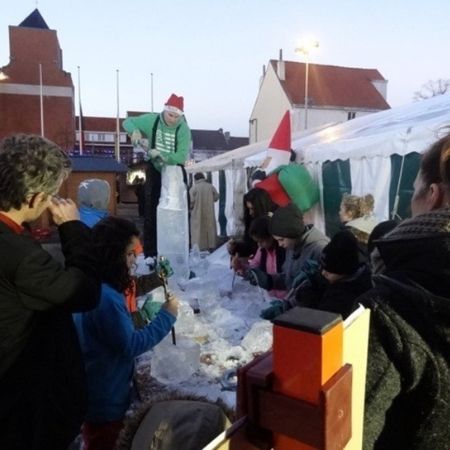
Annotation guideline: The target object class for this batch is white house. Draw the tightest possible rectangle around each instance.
[249,52,390,143]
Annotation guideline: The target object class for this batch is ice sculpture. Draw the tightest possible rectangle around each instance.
[157,165,190,280]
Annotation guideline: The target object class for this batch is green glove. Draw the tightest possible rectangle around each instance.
[140,298,162,322]
[260,300,287,320]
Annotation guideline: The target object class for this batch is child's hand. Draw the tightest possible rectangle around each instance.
[161,292,179,317]
[48,197,80,225]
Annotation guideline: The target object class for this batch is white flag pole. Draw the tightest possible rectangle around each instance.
[151,72,154,112]
[77,66,83,155]
[39,63,44,137]
[115,69,120,162]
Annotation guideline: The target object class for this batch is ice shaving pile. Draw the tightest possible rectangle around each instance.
[132,244,273,411]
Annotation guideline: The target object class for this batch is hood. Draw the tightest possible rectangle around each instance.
[299,225,329,247]
[376,208,450,297]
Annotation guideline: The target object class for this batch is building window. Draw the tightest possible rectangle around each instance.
[347,112,356,120]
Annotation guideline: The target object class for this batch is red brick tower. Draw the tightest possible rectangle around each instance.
[0,9,75,149]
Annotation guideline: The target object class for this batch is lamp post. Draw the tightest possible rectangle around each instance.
[150,72,154,112]
[295,38,319,130]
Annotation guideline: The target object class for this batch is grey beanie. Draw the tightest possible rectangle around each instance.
[269,203,305,238]
[78,178,111,210]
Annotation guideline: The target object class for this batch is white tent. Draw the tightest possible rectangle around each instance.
[188,94,450,236]
[186,125,335,236]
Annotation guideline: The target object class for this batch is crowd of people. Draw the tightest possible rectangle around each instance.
[228,132,450,450]
[0,103,449,449]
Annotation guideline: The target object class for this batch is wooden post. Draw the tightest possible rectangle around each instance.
[272,307,344,449]
[204,307,355,450]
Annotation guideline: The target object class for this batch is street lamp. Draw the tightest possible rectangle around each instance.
[295,38,319,130]
[150,72,154,112]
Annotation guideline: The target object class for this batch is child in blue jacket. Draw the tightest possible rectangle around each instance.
[74,216,179,450]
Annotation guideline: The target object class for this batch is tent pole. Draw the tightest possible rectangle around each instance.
[391,153,406,220]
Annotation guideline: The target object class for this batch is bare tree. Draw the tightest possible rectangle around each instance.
[413,79,450,101]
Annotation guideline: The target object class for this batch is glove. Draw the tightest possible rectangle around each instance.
[248,268,273,290]
[291,259,320,289]
[140,297,162,322]
[260,300,287,320]
[148,148,161,159]
[131,129,142,146]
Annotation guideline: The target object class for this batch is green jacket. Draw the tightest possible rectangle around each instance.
[123,112,191,172]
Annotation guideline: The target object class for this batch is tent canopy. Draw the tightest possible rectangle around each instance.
[187,94,450,238]
[246,94,450,167]
[186,124,333,173]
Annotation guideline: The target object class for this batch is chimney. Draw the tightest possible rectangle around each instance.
[224,131,230,143]
[259,64,266,87]
[277,49,285,81]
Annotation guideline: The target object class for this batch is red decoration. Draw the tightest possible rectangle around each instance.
[256,173,290,207]
[268,111,291,151]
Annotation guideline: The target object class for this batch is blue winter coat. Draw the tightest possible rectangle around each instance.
[79,206,108,228]
[74,283,176,422]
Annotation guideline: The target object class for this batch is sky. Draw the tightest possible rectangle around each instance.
[1,0,449,136]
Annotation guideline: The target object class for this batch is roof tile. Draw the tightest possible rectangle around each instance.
[271,60,390,110]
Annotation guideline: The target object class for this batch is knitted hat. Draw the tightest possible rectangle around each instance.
[164,94,184,116]
[262,111,292,174]
[269,203,305,238]
[78,178,111,210]
[380,208,450,242]
[322,230,359,275]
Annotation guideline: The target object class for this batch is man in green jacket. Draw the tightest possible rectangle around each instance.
[123,94,191,257]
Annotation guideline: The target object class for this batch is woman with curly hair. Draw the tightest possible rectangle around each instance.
[339,193,374,224]
[339,193,378,262]
[74,216,179,450]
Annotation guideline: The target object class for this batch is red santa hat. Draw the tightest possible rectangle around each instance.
[164,93,184,116]
[261,110,292,174]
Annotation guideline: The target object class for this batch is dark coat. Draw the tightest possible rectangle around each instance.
[295,264,372,319]
[0,220,100,450]
[357,209,450,450]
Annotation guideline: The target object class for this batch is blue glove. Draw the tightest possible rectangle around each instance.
[248,268,273,290]
[291,259,320,289]
[260,300,287,320]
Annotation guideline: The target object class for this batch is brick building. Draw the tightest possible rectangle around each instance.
[0,9,75,149]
